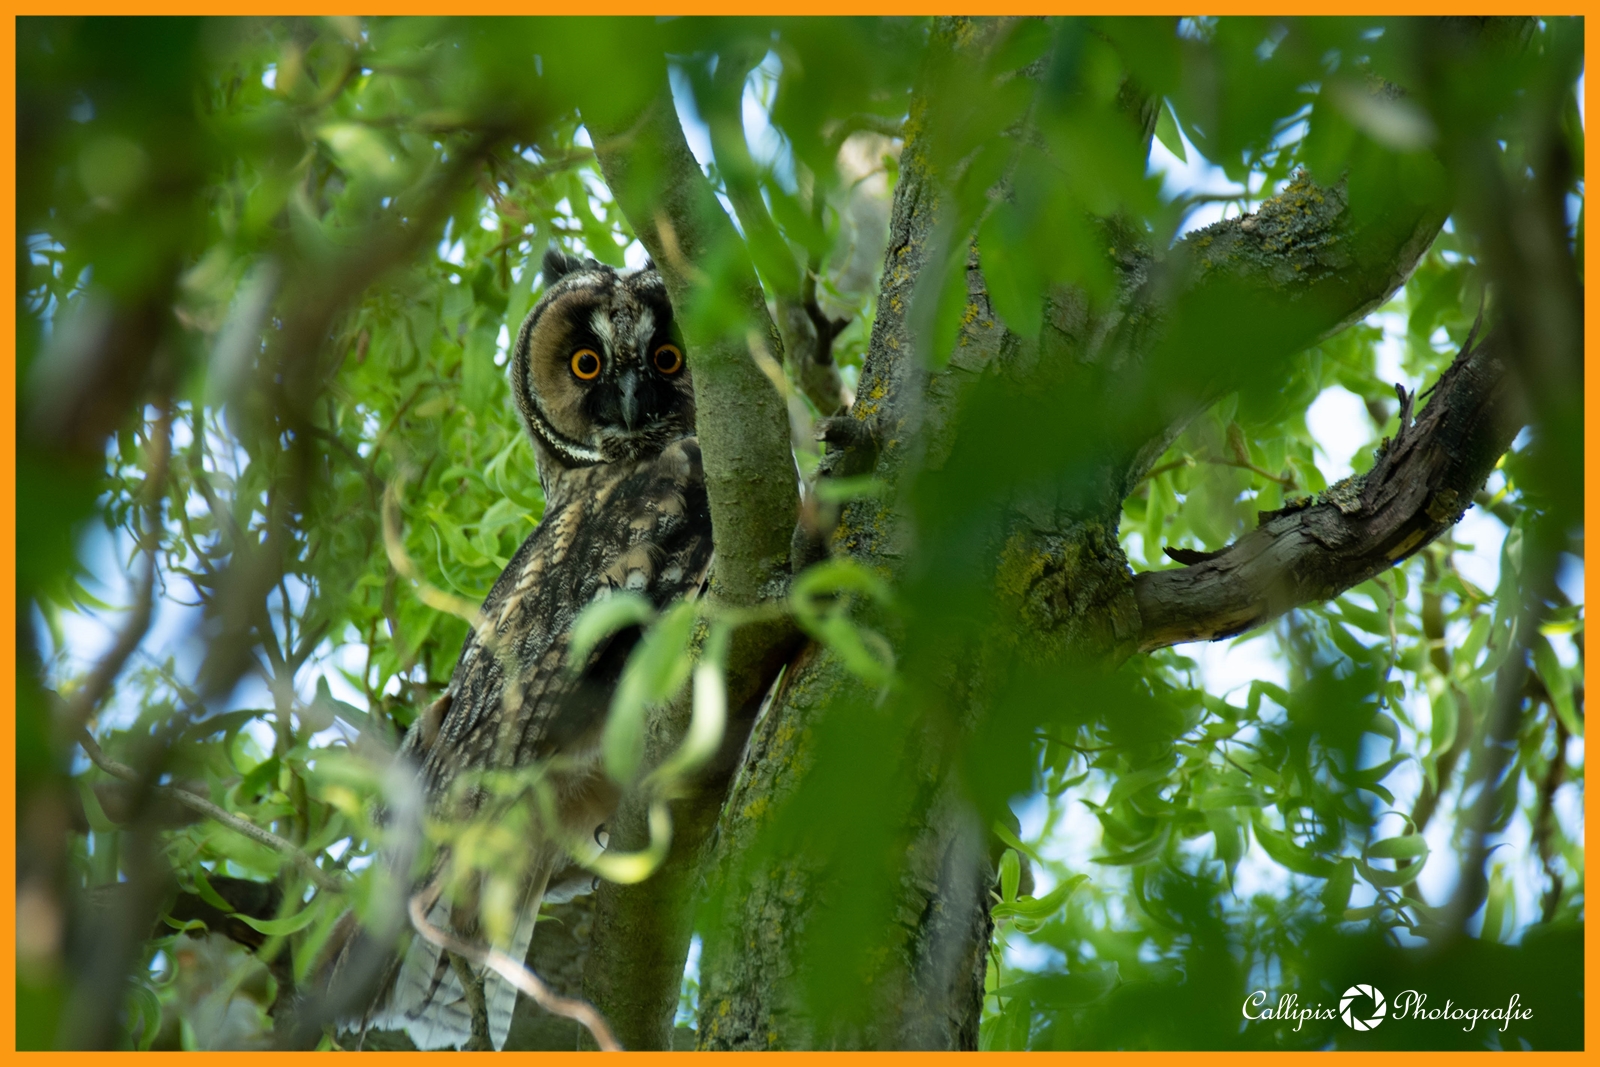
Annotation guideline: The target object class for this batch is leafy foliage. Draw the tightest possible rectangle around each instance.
[16,15,1582,1051]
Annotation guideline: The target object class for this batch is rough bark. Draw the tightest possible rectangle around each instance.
[1134,326,1525,651]
[694,17,1465,1049]
[696,23,1027,1049]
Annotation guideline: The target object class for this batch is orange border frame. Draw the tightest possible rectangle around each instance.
[0,6,1591,1060]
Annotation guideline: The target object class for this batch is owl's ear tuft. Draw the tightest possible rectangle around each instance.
[642,256,657,272]
[542,248,589,284]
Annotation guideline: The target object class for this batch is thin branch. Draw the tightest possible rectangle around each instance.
[59,552,156,737]
[1139,455,1196,484]
[1216,455,1297,489]
[1140,452,1296,490]
[824,112,907,153]
[1533,715,1571,922]
[406,888,623,1051]
[77,728,342,894]
[57,403,172,740]
[583,78,799,610]
[1134,328,1524,652]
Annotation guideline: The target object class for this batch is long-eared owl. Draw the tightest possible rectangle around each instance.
[363,249,713,1049]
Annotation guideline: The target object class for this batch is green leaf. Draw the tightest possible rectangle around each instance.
[1249,680,1292,712]
[190,865,237,915]
[235,903,323,937]
[1339,601,1389,636]
[1368,712,1400,744]
[76,778,118,834]
[1252,818,1335,878]
[1103,761,1176,809]
[1455,613,1492,674]
[181,709,263,744]
[1532,634,1582,737]
[978,205,1044,337]
[1358,855,1426,889]
[1367,834,1429,861]
[1429,683,1458,752]
[808,613,896,686]
[791,559,896,685]
[312,677,376,737]
[128,981,164,1051]
[1206,809,1243,875]
[317,123,403,186]
[568,591,655,667]
[992,874,1088,923]
[237,756,281,804]
[812,475,887,504]
[1481,863,1514,943]
[1195,785,1262,810]
[1093,826,1169,867]
[998,849,1021,902]
[992,820,1044,866]
[1154,98,1188,162]
[792,557,894,606]
[1322,858,1356,916]
[602,601,696,784]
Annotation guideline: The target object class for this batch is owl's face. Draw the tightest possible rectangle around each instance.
[511,250,695,469]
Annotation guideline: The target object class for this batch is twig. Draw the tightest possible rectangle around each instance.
[1139,452,1294,489]
[57,404,172,739]
[1533,715,1571,923]
[824,112,907,154]
[1139,455,1196,484]
[407,888,623,1051]
[1394,381,1416,434]
[1214,456,1297,489]
[651,212,709,287]
[800,274,850,368]
[77,728,342,895]
[59,552,156,738]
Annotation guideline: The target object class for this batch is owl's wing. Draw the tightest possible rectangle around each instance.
[412,435,712,791]
[374,437,712,1049]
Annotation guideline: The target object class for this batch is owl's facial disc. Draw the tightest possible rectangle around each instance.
[513,264,695,467]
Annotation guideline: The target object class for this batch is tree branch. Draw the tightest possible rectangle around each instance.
[77,729,343,894]
[1132,326,1524,652]
[581,80,799,610]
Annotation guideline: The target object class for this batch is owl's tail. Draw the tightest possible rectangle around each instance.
[366,857,556,1051]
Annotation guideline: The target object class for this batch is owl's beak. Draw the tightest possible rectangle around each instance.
[618,368,642,431]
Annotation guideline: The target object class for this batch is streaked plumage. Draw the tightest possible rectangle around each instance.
[360,250,712,1050]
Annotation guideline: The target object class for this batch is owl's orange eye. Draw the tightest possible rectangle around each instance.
[570,349,602,380]
[653,344,683,375]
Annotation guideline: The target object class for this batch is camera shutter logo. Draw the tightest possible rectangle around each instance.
[1340,985,1387,1031]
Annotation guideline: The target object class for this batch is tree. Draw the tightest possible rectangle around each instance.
[16,15,1583,1051]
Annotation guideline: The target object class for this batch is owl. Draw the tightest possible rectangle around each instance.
[358,249,713,1050]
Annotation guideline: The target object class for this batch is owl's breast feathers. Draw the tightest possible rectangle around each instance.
[404,437,712,806]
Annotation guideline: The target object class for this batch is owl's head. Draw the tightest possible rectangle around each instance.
[510,249,695,469]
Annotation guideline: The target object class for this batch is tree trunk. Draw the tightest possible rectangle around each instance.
[692,16,1456,1048]
[696,22,1064,1048]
